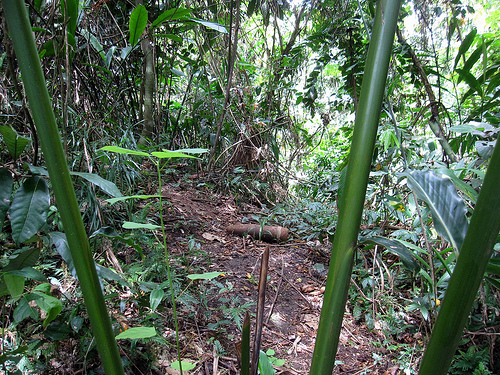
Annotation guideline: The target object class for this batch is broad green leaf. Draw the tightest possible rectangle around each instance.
[247,0,260,16]
[129,5,148,46]
[105,46,116,69]
[4,274,25,300]
[70,171,123,198]
[187,271,223,280]
[80,29,105,60]
[454,28,477,70]
[258,350,276,375]
[61,0,78,35]
[7,267,46,281]
[189,18,228,33]
[171,68,185,77]
[486,257,500,276]
[106,195,160,204]
[100,146,149,156]
[9,177,49,245]
[485,276,500,290]
[49,232,76,278]
[171,361,196,371]
[44,321,72,340]
[149,288,164,311]
[31,291,63,327]
[436,167,478,203]
[448,124,476,134]
[359,236,420,272]
[2,247,41,272]
[115,326,156,340]
[28,165,123,197]
[151,7,191,28]
[14,296,38,322]
[0,125,31,160]
[0,345,28,365]
[456,69,483,96]
[49,232,116,288]
[476,140,496,159]
[407,170,468,255]
[0,168,13,227]
[123,221,161,230]
[151,150,197,159]
[95,265,130,288]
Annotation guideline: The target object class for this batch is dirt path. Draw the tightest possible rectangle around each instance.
[155,182,397,374]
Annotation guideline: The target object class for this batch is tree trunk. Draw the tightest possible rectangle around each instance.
[396,27,459,162]
[137,1,155,147]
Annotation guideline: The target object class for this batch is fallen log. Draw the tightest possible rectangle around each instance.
[225,224,289,243]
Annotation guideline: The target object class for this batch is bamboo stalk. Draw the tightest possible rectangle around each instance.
[3,2,125,374]
[309,0,402,373]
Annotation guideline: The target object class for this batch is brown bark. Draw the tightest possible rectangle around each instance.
[226,224,289,243]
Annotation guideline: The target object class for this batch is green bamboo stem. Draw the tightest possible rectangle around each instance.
[309,0,402,373]
[3,1,125,374]
[418,140,500,374]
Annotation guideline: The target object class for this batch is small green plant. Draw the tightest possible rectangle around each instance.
[101,145,207,374]
[449,346,492,375]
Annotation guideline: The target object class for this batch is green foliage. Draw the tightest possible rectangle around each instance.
[406,170,469,255]
[129,5,148,46]
[0,125,31,161]
[449,346,492,375]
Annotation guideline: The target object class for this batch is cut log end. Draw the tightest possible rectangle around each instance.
[225,224,289,243]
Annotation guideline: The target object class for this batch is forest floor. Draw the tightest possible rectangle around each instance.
[49,181,409,374]
[121,181,405,375]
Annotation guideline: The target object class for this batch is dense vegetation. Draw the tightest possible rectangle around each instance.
[1,0,500,373]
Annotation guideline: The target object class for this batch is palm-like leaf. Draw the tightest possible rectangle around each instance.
[407,170,468,254]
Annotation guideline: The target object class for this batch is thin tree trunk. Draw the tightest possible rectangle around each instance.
[137,0,155,147]
[208,0,240,170]
[396,27,459,162]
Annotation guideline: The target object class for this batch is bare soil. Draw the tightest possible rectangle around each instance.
[46,181,405,374]
[140,182,401,374]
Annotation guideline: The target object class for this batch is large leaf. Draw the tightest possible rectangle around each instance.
[454,28,477,70]
[100,145,149,157]
[0,168,13,227]
[115,326,156,340]
[151,7,191,28]
[123,221,161,230]
[60,0,79,35]
[28,165,122,198]
[9,177,49,245]
[0,125,31,160]
[129,5,148,46]
[406,170,468,254]
[151,150,198,159]
[4,274,25,301]
[456,68,483,97]
[359,236,420,272]
[436,167,478,203]
[49,232,76,277]
[31,289,63,327]
[189,18,228,33]
[6,267,46,281]
[2,247,41,272]
[70,171,122,198]
[14,296,38,322]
